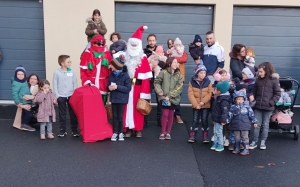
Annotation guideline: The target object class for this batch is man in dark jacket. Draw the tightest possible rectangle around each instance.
[143,34,157,58]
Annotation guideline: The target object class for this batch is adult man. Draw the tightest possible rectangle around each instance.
[143,34,157,58]
[166,38,188,124]
[124,25,152,138]
[203,31,225,79]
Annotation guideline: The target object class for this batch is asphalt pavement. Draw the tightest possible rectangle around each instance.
[0,107,300,187]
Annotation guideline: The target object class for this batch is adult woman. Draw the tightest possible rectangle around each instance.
[230,44,246,80]
[85,9,107,42]
[13,74,40,130]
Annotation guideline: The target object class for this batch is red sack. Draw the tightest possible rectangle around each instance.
[69,86,113,142]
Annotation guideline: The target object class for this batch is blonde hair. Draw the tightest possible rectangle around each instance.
[246,47,255,57]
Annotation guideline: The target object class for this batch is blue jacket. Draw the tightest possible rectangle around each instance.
[109,40,126,54]
[107,68,131,104]
[203,42,224,75]
[227,103,257,131]
[211,93,231,123]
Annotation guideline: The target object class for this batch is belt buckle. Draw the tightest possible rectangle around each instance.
[132,78,136,85]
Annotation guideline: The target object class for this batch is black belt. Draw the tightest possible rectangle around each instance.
[131,78,142,85]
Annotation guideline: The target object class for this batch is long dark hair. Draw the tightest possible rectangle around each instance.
[164,57,176,70]
[27,74,40,87]
[257,62,276,79]
[231,44,246,58]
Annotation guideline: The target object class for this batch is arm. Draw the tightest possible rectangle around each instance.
[85,24,95,36]
[190,48,199,60]
[73,71,78,90]
[188,82,198,108]
[52,71,59,98]
[175,51,188,64]
[153,71,164,95]
[217,45,225,68]
[80,53,93,85]
[169,74,183,98]
[116,74,132,93]
[230,58,242,79]
[270,79,282,106]
[220,100,230,123]
[227,106,234,123]
[98,21,107,36]
[247,106,258,124]
[201,82,213,104]
[12,83,21,105]
[33,92,46,103]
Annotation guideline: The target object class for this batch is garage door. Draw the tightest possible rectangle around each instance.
[232,7,300,105]
[115,3,214,103]
[0,0,45,100]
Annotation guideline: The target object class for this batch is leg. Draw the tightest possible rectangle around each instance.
[40,122,46,139]
[57,97,67,133]
[233,131,241,154]
[252,109,263,142]
[215,123,224,151]
[240,131,250,155]
[166,109,175,134]
[21,109,35,131]
[174,103,183,123]
[67,97,79,133]
[211,122,219,150]
[189,109,200,141]
[161,108,169,134]
[200,108,209,143]
[118,104,125,134]
[111,103,119,133]
[261,110,273,141]
[156,94,162,126]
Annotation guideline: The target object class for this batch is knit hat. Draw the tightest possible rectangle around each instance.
[194,64,207,75]
[236,83,248,91]
[155,45,164,53]
[131,25,148,40]
[193,34,202,44]
[242,67,254,79]
[216,81,230,94]
[111,54,125,70]
[174,37,182,46]
[14,65,26,83]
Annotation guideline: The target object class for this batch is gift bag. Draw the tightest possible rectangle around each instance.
[70,86,113,142]
[12,108,22,129]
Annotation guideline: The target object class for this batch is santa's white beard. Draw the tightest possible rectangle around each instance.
[126,38,144,78]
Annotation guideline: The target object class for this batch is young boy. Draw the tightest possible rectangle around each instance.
[11,65,36,131]
[227,91,257,156]
[53,55,79,137]
[211,81,231,152]
[189,34,204,65]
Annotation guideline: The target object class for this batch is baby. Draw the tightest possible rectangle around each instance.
[167,37,184,57]
[244,47,255,75]
[189,34,204,65]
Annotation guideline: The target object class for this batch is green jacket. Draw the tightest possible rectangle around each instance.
[154,68,183,105]
[11,77,31,105]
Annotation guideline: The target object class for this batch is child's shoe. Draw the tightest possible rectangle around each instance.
[240,143,250,156]
[21,124,36,132]
[188,131,197,143]
[260,140,266,150]
[165,133,171,140]
[249,141,257,149]
[40,134,46,140]
[215,144,224,152]
[210,143,218,150]
[202,132,209,143]
[159,133,165,140]
[111,133,118,142]
[232,142,240,154]
[57,131,67,137]
[47,133,54,139]
[228,143,235,151]
[118,133,125,141]
[224,139,229,146]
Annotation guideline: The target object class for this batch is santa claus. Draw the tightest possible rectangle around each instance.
[80,34,112,103]
[124,25,152,138]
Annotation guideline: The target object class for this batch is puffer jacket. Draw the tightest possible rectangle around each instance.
[188,43,204,60]
[154,68,183,105]
[211,93,232,123]
[34,92,56,123]
[11,77,31,105]
[144,45,157,58]
[251,73,281,111]
[229,52,245,80]
[109,40,126,54]
[85,18,107,42]
[188,76,213,109]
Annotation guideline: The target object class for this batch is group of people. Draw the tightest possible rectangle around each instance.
[11,9,285,156]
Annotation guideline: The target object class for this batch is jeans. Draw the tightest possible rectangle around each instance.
[191,108,209,132]
[161,108,175,134]
[57,97,78,133]
[112,103,125,134]
[213,122,223,146]
[21,109,32,125]
[252,109,273,142]
[174,103,181,117]
[40,117,53,134]
[234,131,249,143]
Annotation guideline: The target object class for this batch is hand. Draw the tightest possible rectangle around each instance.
[112,50,116,54]
[22,104,31,111]
[114,85,118,90]
[199,102,204,106]
[196,105,201,109]
[249,95,254,102]
[23,95,32,100]
[158,92,164,96]
[53,99,57,104]
[108,85,114,91]
[254,124,258,128]
[17,103,22,108]
[93,29,98,34]
[194,59,200,64]
[165,96,169,101]
[221,123,226,126]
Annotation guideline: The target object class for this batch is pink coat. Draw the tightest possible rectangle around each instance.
[34,92,56,123]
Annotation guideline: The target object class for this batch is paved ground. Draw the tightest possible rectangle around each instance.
[1,107,300,187]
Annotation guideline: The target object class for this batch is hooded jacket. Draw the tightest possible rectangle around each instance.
[229,52,246,80]
[211,93,231,123]
[188,76,213,109]
[188,43,204,60]
[34,91,56,123]
[85,18,107,42]
[203,42,225,76]
[11,77,31,105]
[109,40,127,54]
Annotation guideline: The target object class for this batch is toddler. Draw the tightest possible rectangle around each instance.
[167,37,184,57]
[109,32,127,57]
[244,47,256,75]
[189,34,204,65]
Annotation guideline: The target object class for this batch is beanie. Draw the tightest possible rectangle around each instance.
[235,83,248,91]
[111,54,125,70]
[193,34,202,44]
[242,67,254,79]
[216,81,230,94]
[155,45,164,53]
[194,64,207,75]
[174,37,182,46]
[14,65,26,83]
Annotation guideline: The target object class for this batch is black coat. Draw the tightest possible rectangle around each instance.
[230,57,245,80]
[251,73,281,111]
[107,67,131,104]
[211,94,232,123]
[143,45,157,58]
[109,40,126,54]
[188,43,204,60]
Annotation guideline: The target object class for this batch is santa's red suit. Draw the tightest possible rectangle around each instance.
[123,25,152,131]
[80,34,112,99]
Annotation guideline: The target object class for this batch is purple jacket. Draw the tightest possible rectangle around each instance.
[34,92,56,122]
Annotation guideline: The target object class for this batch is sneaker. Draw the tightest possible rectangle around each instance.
[111,133,118,142]
[47,133,55,139]
[224,139,229,146]
[72,131,80,137]
[188,132,196,143]
[215,144,224,152]
[40,134,46,140]
[159,133,165,140]
[260,140,266,150]
[57,131,67,137]
[249,141,257,149]
[202,132,209,143]
[228,143,235,151]
[118,133,125,141]
[165,133,171,140]
[210,143,218,150]
[174,115,184,123]
[21,124,36,132]
[136,131,142,138]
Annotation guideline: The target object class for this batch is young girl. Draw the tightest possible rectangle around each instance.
[109,32,127,56]
[154,57,183,140]
[167,38,184,58]
[34,80,57,140]
[85,9,107,42]
[107,54,131,141]
[249,62,281,150]
[188,65,213,143]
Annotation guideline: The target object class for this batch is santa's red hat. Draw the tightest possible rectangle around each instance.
[131,25,148,40]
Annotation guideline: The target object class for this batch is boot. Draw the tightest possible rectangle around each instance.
[240,143,250,156]
[232,142,240,154]
[188,131,197,143]
[202,131,209,143]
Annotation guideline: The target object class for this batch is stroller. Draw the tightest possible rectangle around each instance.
[269,77,300,140]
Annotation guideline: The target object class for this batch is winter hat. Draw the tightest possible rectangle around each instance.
[155,45,164,53]
[193,35,202,44]
[216,81,230,94]
[235,83,248,91]
[242,67,254,79]
[233,90,247,101]
[167,38,175,46]
[194,64,207,75]
[14,65,26,83]
[174,37,182,46]
[131,25,148,40]
[111,54,125,70]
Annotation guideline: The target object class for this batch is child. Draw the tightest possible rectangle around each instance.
[167,37,184,57]
[155,45,167,61]
[109,32,127,56]
[244,47,256,74]
[154,57,183,140]
[241,67,255,94]
[211,81,231,152]
[213,69,231,87]
[249,62,281,150]
[34,80,57,140]
[107,54,131,141]
[11,65,35,131]
[85,9,107,42]
[227,91,258,155]
[53,55,79,137]
[187,65,213,143]
[188,34,204,65]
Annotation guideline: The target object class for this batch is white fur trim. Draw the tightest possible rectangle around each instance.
[140,93,151,100]
[80,66,88,69]
[125,86,135,129]
[137,71,153,80]
[84,80,91,85]
[94,62,101,89]
[100,91,107,94]
[143,25,148,30]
